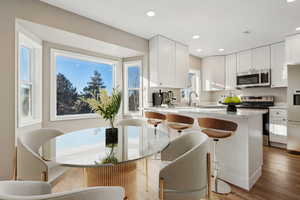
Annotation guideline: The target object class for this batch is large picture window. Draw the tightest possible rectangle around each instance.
[51,49,117,120]
[18,32,42,127]
[124,61,142,115]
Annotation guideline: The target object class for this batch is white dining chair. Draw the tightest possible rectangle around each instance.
[116,118,147,126]
[17,128,68,184]
[159,132,211,200]
[0,181,125,200]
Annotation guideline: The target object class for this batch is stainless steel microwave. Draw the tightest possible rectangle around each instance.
[236,69,270,88]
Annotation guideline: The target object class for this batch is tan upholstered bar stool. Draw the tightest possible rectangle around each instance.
[198,117,238,195]
[144,111,166,134]
[166,114,194,134]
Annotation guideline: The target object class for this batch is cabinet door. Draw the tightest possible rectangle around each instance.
[202,56,225,91]
[149,37,159,87]
[271,42,287,88]
[175,43,189,88]
[252,46,270,71]
[269,109,287,144]
[286,34,300,65]
[237,50,252,73]
[158,36,176,87]
[225,54,237,90]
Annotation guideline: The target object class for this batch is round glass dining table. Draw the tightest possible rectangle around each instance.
[40,125,170,199]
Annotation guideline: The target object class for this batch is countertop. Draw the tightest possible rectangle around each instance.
[269,104,288,109]
[144,106,268,119]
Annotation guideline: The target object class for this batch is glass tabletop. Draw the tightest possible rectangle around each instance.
[39,125,170,167]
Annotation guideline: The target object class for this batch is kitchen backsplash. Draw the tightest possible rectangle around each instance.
[211,87,287,104]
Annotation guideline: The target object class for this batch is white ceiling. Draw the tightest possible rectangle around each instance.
[40,0,300,57]
[17,19,143,58]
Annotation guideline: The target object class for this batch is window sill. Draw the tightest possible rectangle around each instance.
[51,113,100,122]
[18,119,42,128]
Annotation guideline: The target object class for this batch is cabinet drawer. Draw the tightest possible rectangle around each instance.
[270,109,287,118]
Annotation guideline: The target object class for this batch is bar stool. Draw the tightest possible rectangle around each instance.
[144,111,166,134]
[198,117,238,194]
[166,114,194,134]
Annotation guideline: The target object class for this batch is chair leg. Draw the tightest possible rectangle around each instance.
[41,171,48,182]
[159,178,164,200]
[13,146,17,180]
[207,153,211,199]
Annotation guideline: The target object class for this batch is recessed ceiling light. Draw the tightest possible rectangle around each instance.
[243,30,251,34]
[287,0,296,3]
[192,35,200,39]
[296,27,300,31]
[146,10,156,17]
[218,48,225,52]
[196,49,203,52]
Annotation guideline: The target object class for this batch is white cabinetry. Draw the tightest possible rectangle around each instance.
[149,35,188,88]
[269,108,287,144]
[175,43,189,88]
[286,34,300,65]
[225,54,237,90]
[201,56,225,91]
[252,46,270,70]
[237,50,252,73]
[271,42,287,88]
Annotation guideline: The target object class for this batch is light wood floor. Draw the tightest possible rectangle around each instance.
[53,147,300,200]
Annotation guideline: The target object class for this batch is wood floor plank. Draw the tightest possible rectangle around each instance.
[53,147,300,200]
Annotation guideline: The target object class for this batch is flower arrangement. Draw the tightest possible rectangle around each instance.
[82,88,121,128]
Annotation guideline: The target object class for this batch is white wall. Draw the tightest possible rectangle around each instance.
[0,0,148,180]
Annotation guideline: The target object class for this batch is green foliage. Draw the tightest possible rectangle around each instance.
[56,70,107,115]
[83,70,106,98]
[56,73,78,115]
[82,88,121,128]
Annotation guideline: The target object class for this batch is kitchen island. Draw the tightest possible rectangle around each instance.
[144,107,267,191]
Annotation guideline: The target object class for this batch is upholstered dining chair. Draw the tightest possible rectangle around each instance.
[17,128,68,184]
[116,118,147,126]
[166,113,194,134]
[0,181,125,200]
[159,132,211,200]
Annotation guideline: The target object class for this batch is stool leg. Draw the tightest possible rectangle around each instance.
[212,139,231,194]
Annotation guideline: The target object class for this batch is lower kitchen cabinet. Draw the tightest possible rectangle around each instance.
[269,108,287,144]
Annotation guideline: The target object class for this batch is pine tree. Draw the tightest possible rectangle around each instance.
[56,73,78,115]
[83,70,106,98]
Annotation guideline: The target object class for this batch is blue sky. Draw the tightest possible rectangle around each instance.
[20,47,30,81]
[56,55,140,94]
[56,56,113,93]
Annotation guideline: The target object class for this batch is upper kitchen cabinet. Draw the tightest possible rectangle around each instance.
[237,50,252,73]
[225,54,237,90]
[202,56,225,91]
[286,34,300,65]
[175,42,189,88]
[271,42,287,88]
[149,35,189,88]
[149,35,176,87]
[252,46,270,71]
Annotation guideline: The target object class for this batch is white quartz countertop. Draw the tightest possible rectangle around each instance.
[144,107,268,119]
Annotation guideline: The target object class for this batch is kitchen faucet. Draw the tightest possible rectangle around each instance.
[188,91,199,106]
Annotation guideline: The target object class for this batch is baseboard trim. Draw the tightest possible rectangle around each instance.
[249,166,262,189]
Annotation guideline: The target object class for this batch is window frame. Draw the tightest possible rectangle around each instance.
[123,60,142,116]
[50,48,118,121]
[17,32,42,127]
